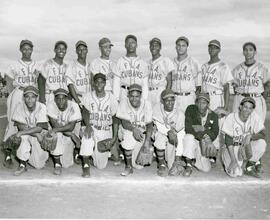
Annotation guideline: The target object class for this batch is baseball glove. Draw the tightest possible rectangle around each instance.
[200,135,217,158]
[41,132,57,151]
[97,138,114,153]
[167,129,178,146]
[136,144,153,166]
[214,107,229,118]
[4,134,22,152]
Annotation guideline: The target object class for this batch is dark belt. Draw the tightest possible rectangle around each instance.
[121,85,130,90]
[149,87,159,91]
[233,142,242,146]
[236,92,262,97]
[174,92,191,96]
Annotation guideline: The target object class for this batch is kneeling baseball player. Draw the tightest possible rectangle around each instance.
[79,73,119,177]
[221,97,266,178]
[152,89,185,177]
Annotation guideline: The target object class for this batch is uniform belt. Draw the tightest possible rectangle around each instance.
[121,85,130,90]
[174,92,191,96]
[236,92,262,97]
[207,91,223,95]
[233,142,242,146]
[149,87,159,91]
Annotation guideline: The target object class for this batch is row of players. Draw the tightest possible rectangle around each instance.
[3,80,266,178]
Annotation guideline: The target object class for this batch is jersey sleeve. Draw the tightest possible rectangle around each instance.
[221,114,234,136]
[165,57,175,74]
[68,102,82,122]
[221,64,234,85]
[11,103,26,124]
[90,59,98,74]
[39,61,49,79]
[36,103,48,123]
[5,64,15,79]
[81,92,91,111]
[252,112,265,134]
[65,63,76,85]
[110,94,119,116]
[116,99,130,121]
[262,63,270,84]
[46,102,58,120]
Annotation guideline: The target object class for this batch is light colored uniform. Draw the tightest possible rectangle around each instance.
[116,98,152,168]
[148,56,174,107]
[90,57,116,92]
[39,59,68,104]
[221,112,266,177]
[47,100,81,168]
[113,56,149,101]
[12,102,49,169]
[153,103,185,169]
[172,56,201,112]
[79,91,118,169]
[232,62,270,122]
[4,60,40,141]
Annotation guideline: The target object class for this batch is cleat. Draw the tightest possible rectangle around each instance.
[255,163,264,174]
[157,164,168,177]
[168,161,185,176]
[209,157,217,168]
[14,165,27,176]
[245,166,260,178]
[82,166,90,178]
[183,166,193,177]
[54,164,62,175]
[120,166,133,176]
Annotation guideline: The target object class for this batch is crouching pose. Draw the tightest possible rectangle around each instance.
[221,97,266,178]
[152,89,185,176]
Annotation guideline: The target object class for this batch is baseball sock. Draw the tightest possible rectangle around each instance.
[156,149,165,166]
[53,156,62,167]
[4,149,12,160]
[124,150,132,168]
[82,156,90,168]
[185,158,193,167]
[19,160,26,167]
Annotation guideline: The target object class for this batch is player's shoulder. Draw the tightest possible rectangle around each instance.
[250,111,264,123]
[67,100,80,110]
[256,61,268,69]
[232,62,244,72]
[36,102,47,111]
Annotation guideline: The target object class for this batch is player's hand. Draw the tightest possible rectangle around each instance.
[16,131,23,138]
[227,160,239,176]
[133,126,144,142]
[83,125,93,139]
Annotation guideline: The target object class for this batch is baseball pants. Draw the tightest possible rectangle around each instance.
[221,139,266,177]
[175,92,196,113]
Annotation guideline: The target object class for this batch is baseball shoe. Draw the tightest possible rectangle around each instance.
[54,164,62,176]
[168,160,185,176]
[157,164,168,177]
[14,164,27,176]
[255,162,264,174]
[3,156,14,169]
[244,166,260,178]
[120,166,133,176]
[183,166,193,177]
[209,157,217,168]
[82,166,90,178]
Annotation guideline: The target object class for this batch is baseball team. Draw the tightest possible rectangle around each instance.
[1,35,269,179]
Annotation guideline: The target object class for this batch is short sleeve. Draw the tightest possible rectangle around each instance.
[66,63,76,85]
[221,114,234,136]
[110,94,119,116]
[221,64,234,85]
[47,102,58,119]
[36,103,48,123]
[68,102,82,122]
[116,99,130,121]
[262,64,270,84]
[39,61,48,79]
[252,112,265,134]
[81,92,91,111]
[165,57,175,73]
[11,103,26,124]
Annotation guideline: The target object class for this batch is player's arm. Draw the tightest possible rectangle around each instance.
[142,122,153,147]
[48,116,76,133]
[4,75,15,93]
[15,122,43,137]
[68,84,81,105]
[80,106,93,138]
[263,80,270,99]
[111,115,119,144]
[223,83,230,111]
[38,74,46,104]
[166,71,172,90]
[251,130,265,141]
[121,119,134,131]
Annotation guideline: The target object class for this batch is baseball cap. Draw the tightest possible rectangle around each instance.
[149,38,162,46]
[23,86,39,96]
[175,36,189,46]
[243,42,257,51]
[128,84,142,93]
[53,88,69,97]
[93,73,106,81]
[99,37,114,47]
[54,40,68,49]
[161,89,175,99]
[196,93,210,103]
[240,97,256,108]
[76,40,87,49]
[125,34,137,43]
[20,39,33,49]
[208,40,221,48]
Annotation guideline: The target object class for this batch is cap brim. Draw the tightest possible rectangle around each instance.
[208,43,220,48]
[54,92,68,96]
[162,94,175,99]
[24,91,38,96]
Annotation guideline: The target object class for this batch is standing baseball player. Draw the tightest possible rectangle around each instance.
[221,97,266,178]
[116,84,153,176]
[170,36,201,113]
[232,42,270,123]
[47,88,82,175]
[79,73,119,177]
[152,89,185,176]
[113,35,149,101]
[3,40,40,167]
[147,38,174,107]
[11,86,49,175]
[38,41,68,105]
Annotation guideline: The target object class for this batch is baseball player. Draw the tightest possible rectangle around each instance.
[47,88,82,175]
[11,86,49,176]
[116,84,153,176]
[79,73,119,177]
[3,40,40,168]
[232,42,270,123]
[221,97,266,178]
[113,35,149,101]
[170,36,201,113]
[147,38,174,107]
[181,93,219,176]
[38,41,68,105]
[90,38,116,93]
[152,89,185,176]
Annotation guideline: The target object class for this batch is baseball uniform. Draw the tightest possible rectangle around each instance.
[148,56,174,107]
[12,101,49,169]
[47,100,81,168]
[79,91,118,169]
[232,62,270,122]
[221,111,266,177]
[172,56,201,112]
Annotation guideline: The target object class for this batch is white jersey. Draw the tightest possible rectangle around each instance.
[5,59,40,88]
[232,62,270,94]
[39,58,68,92]
[82,91,118,131]
[221,112,264,144]
[90,57,116,92]
[201,61,233,92]
[47,100,81,126]
[12,102,47,127]
[66,60,91,94]
[172,56,201,92]
[148,56,174,88]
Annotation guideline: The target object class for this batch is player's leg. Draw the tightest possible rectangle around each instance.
[50,133,65,175]
[80,136,95,177]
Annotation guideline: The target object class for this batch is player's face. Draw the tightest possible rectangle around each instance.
[94,78,106,93]
[239,102,254,120]
[24,92,37,110]
[55,94,68,111]
[54,44,67,59]
[125,38,137,53]
[76,45,88,59]
[208,45,220,57]
[128,90,141,108]
[20,44,33,59]
[176,40,188,56]
[100,44,112,57]
[197,98,209,114]
[163,97,175,112]
[150,42,161,57]
[243,45,256,60]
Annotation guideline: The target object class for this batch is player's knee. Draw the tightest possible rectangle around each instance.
[254,139,267,155]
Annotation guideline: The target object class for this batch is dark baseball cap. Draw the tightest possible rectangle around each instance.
[176,36,189,46]
[161,89,175,99]
[243,42,256,51]
[93,73,106,81]
[208,40,221,48]
[53,88,69,97]
[54,40,68,49]
[76,40,87,49]
[125,34,137,43]
[196,93,210,103]
[99,37,113,47]
[23,86,39,96]
[20,39,33,49]
[128,84,142,93]
[149,38,162,46]
[240,97,256,108]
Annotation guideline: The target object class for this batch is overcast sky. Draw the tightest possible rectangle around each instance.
[0,0,270,73]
